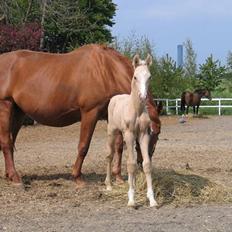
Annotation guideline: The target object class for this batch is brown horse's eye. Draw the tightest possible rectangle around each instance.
[134,76,137,80]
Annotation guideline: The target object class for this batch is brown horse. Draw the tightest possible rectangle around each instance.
[181,89,211,115]
[0,44,161,187]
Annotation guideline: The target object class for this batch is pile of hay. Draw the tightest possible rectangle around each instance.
[103,168,232,207]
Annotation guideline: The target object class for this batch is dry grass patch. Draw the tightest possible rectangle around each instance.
[103,168,232,207]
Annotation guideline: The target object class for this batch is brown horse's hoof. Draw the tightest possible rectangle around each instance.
[6,173,24,189]
[75,177,88,189]
[115,175,124,185]
[6,172,22,184]
[12,182,24,189]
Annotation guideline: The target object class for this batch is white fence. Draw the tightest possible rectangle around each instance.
[155,98,232,116]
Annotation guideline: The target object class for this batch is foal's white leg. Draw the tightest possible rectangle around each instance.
[139,132,157,207]
[105,131,115,191]
[124,130,136,206]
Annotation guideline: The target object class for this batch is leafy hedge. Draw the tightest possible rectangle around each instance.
[0,23,41,53]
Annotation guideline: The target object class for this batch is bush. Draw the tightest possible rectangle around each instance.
[0,23,42,53]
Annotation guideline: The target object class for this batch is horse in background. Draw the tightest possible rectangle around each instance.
[105,54,157,207]
[181,89,211,115]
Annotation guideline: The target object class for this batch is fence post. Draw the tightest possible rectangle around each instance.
[175,99,178,115]
[218,99,221,116]
[166,99,169,115]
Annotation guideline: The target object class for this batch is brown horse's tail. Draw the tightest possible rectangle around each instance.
[180,92,186,113]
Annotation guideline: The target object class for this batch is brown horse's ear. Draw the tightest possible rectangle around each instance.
[132,54,140,69]
[145,54,153,66]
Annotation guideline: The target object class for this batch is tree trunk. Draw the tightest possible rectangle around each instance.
[24,0,33,23]
[40,0,47,50]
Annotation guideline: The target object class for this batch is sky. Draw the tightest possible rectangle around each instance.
[111,0,232,65]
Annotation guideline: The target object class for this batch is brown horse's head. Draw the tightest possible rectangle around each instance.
[203,89,211,100]
[194,89,211,100]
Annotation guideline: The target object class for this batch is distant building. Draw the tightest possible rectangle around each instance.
[177,44,183,68]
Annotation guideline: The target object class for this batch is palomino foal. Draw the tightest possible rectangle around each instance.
[105,54,157,207]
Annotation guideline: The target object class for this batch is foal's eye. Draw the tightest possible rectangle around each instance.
[134,76,137,80]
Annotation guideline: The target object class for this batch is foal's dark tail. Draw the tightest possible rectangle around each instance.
[180,92,186,113]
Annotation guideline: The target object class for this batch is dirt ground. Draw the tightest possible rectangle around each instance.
[1,116,232,232]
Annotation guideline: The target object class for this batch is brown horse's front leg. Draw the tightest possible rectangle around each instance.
[72,109,98,188]
[196,105,200,115]
[135,140,143,169]
[112,131,124,184]
[148,132,159,159]
[0,100,22,185]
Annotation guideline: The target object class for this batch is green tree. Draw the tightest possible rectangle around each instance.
[197,55,226,91]
[151,54,187,98]
[0,0,116,52]
[112,34,155,59]
[227,50,232,71]
[113,35,194,98]
[0,0,41,25]
[183,38,197,78]
[44,0,116,52]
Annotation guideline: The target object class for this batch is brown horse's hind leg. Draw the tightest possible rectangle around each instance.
[0,100,22,184]
[193,106,196,115]
[72,109,99,188]
[11,106,25,144]
[112,131,124,184]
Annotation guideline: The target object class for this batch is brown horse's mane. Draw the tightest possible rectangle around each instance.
[73,44,132,65]
[194,89,208,94]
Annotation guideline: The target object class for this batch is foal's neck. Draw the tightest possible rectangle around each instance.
[129,86,145,117]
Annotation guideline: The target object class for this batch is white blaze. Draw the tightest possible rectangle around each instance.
[139,79,147,100]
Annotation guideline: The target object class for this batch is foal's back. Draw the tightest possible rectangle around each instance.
[108,94,131,131]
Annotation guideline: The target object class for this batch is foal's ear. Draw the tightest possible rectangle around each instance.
[132,54,140,69]
[145,54,153,66]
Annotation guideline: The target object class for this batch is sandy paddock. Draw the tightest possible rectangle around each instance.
[0,116,232,231]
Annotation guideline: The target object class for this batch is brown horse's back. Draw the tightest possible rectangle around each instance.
[184,91,193,105]
[0,45,133,126]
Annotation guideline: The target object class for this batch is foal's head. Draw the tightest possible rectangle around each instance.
[132,54,153,101]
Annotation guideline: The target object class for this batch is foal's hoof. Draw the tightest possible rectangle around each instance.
[106,185,113,191]
[150,199,158,208]
[127,201,136,207]
[149,200,158,208]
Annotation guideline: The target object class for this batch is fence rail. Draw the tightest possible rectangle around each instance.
[155,98,232,115]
